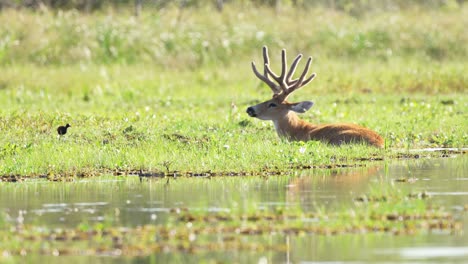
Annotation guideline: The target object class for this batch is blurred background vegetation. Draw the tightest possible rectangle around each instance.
[0,1,466,90]
[0,1,466,66]
[0,0,465,12]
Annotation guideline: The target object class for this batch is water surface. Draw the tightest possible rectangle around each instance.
[0,156,466,263]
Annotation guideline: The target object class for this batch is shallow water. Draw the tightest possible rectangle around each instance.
[0,155,467,263]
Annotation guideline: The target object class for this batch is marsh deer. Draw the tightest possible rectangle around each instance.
[246,46,384,148]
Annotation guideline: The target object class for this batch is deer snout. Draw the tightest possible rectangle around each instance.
[246,107,256,117]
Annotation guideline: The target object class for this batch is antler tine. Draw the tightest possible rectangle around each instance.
[289,57,313,91]
[287,72,317,88]
[280,49,287,89]
[251,46,281,94]
[262,46,269,76]
[298,72,317,88]
[251,62,279,93]
[264,49,288,93]
[264,63,278,80]
[286,53,303,85]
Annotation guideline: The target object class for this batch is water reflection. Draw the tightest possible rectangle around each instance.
[378,247,468,259]
[1,166,384,228]
[285,166,381,210]
[0,156,467,263]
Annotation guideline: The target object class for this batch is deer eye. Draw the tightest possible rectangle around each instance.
[268,103,277,108]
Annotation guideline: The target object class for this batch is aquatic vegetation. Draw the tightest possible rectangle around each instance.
[0,188,462,257]
[0,157,466,262]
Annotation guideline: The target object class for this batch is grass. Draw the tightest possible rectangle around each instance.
[0,64,465,177]
[0,6,467,177]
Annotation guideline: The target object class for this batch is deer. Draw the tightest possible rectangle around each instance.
[246,46,384,148]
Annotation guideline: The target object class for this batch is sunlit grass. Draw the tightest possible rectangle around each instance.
[0,6,466,177]
[0,63,466,177]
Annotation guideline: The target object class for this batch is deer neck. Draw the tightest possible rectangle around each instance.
[272,112,316,141]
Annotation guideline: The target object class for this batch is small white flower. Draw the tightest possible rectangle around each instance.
[299,147,306,154]
[256,31,265,40]
[189,233,196,241]
[223,145,230,150]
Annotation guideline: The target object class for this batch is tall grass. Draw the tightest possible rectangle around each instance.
[0,5,466,66]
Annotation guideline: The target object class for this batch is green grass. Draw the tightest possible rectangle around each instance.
[0,6,466,177]
[0,64,465,177]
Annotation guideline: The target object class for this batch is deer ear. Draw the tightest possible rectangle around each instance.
[290,101,314,113]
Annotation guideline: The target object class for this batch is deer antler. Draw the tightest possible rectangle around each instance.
[251,46,316,101]
[251,46,281,94]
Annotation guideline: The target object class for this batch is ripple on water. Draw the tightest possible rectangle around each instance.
[130,207,171,213]
[378,247,468,259]
[42,203,68,207]
[428,192,468,196]
[73,202,108,206]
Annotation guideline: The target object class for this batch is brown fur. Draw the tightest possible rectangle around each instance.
[276,112,384,147]
[248,97,384,148]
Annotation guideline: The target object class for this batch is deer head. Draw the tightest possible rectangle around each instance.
[246,46,316,121]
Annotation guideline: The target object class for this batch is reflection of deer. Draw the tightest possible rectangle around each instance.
[246,46,384,148]
[286,166,381,205]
